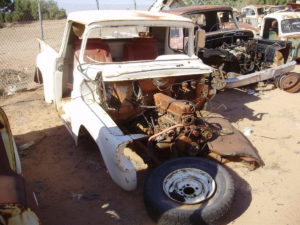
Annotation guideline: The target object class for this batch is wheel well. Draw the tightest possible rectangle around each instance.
[77,125,99,152]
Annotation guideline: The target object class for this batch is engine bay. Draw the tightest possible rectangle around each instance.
[94,73,262,168]
[96,74,226,161]
[200,32,291,79]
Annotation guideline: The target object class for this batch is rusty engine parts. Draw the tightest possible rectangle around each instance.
[96,74,263,168]
[200,37,290,79]
[97,75,220,160]
[148,93,214,158]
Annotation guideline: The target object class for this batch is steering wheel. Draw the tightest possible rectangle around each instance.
[209,22,225,32]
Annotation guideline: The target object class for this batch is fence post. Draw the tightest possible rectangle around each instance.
[38,0,44,40]
[96,0,100,10]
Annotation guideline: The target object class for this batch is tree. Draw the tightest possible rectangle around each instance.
[1,0,66,23]
[30,0,39,20]
[12,0,33,21]
[40,0,66,20]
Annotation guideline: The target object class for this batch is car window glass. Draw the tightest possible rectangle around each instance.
[281,18,300,33]
[169,27,184,50]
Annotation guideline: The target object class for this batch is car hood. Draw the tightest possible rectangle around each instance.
[283,33,300,39]
[206,29,254,38]
[81,55,213,82]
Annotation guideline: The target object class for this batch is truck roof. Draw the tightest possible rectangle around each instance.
[67,10,192,25]
[242,5,273,9]
[166,5,232,15]
[264,11,300,20]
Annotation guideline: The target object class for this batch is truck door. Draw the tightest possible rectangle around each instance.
[36,40,62,106]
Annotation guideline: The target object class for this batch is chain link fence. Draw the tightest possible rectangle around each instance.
[0,1,250,97]
[0,13,65,96]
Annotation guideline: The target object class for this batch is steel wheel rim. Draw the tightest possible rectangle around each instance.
[281,74,299,89]
[163,168,216,204]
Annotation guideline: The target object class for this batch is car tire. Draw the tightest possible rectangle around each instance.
[144,157,235,225]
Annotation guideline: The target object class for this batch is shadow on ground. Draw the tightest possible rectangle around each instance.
[15,124,254,225]
[15,126,154,225]
[216,167,252,225]
[5,88,258,225]
[209,88,270,123]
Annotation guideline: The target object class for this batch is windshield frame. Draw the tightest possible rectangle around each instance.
[186,9,240,33]
[79,22,195,64]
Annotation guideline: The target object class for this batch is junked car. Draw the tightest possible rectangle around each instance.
[240,5,270,28]
[262,11,300,59]
[150,3,296,90]
[266,5,293,14]
[240,5,293,27]
[0,107,41,225]
[35,10,263,224]
[286,2,300,11]
[261,11,300,92]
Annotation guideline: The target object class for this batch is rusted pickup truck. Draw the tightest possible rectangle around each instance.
[150,1,297,91]
[261,11,300,92]
[35,10,263,225]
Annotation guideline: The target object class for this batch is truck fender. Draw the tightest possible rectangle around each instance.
[70,100,140,191]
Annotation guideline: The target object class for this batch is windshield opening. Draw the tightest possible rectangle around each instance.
[78,25,192,64]
[257,8,265,15]
[187,10,238,33]
[281,19,300,33]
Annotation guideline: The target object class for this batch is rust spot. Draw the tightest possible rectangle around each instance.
[166,5,232,15]
[285,34,300,39]
[153,93,193,121]
[206,115,264,169]
[134,12,163,20]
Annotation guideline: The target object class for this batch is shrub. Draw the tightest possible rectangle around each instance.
[4,12,12,22]
[0,13,5,23]
[1,0,66,22]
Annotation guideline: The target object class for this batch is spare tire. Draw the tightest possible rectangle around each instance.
[144,157,235,225]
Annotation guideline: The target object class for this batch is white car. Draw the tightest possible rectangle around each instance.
[261,11,300,55]
[241,5,269,28]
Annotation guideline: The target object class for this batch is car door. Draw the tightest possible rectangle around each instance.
[0,107,41,225]
[0,107,21,173]
[36,39,62,105]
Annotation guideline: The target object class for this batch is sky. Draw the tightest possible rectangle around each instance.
[56,0,156,13]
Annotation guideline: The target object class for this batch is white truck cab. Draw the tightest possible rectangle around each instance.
[261,11,300,60]
[35,10,215,191]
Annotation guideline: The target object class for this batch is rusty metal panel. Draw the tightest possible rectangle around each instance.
[204,113,264,169]
[167,5,232,15]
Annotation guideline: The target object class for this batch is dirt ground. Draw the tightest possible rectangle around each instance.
[0,80,299,225]
[1,20,300,225]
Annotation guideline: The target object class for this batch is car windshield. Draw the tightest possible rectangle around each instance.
[257,8,265,15]
[281,18,300,33]
[187,10,238,33]
[88,26,143,39]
